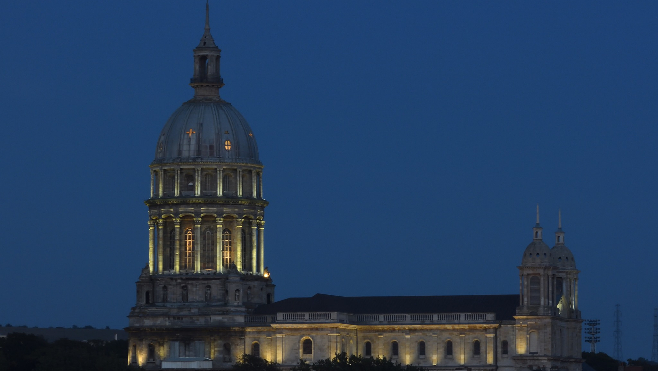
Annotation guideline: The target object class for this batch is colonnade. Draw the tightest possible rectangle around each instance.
[148,216,265,276]
[150,166,263,199]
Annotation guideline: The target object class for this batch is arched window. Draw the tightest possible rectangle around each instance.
[148,343,155,362]
[302,339,313,355]
[168,229,175,270]
[445,340,453,356]
[247,287,252,302]
[205,285,211,302]
[529,331,538,354]
[266,293,272,304]
[145,290,150,304]
[364,341,372,357]
[202,228,215,270]
[419,340,426,356]
[252,342,260,357]
[473,340,480,356]
[131,344,137,363]
[183,228,194,270]
[182,285,188,303]
[234,289,240,302]
[162,286,168,303]
[222,229,232,268]
[501,340,509,355]
[165,175,175,196]
[529,276,540,305]
[391,341,399,357]
[535,231,539,238]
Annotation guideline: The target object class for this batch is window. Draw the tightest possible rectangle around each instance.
[167,229,175,270]
[266,293,272,304]
[225,140,232,151]
[303,339,313,355]
[419,341,426,357]
[446,340,453,356]
[223,174,231,195]
[148,343,155,362]
[529,276,540,305]
[131,345,137,363]
[205,285,211,302]
[391,341,399,357]
[252,342,260,357]
[184,174,194,192]
[203,173,213,192]
[501,340,509,355]
[241,229,248,270]
[165,175,175,195]
[182,285,188,303]
[529,331,538,354]
[202,228,215,270]
[473,340,480,356]
[222,229,232,268]
[223,343,232,361]
[145,290,150,304]
[235,289,240,302]
[183,229,194,270]
[162,286,168,303]
[364,341,372,357]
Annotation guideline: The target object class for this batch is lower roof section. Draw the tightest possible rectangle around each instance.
[253,293,520,321]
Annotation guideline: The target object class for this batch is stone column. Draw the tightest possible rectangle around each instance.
[217,168,222,196]
[259,172,264,199]
[540,272,545,306]
[175,168,180,197]
[157,219,164,274]
[194,218,202,273]
[216,217,223,273]
[195,168,201,196]
[235,219,243,271]
[150,170,155,198]
[486,334,494,364]
[237,169,243,197]
[258,221,265,274]
[251,170,257,198]
[148,220,155,274]
[174,218,181,273]
[158,169,164,197]
[251,222,258,272]
[276,334,284,364]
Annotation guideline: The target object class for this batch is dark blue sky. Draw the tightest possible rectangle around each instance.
[1,1,657,360]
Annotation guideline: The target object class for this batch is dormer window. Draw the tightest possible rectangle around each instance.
[225,140,232,151]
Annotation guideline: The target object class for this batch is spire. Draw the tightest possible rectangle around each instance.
[197,0,217,48]
[555,209,565,245]
[190,1,223,99]
[533,204,543,240]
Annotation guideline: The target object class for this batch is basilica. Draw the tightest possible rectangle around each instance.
[126,5,583,371]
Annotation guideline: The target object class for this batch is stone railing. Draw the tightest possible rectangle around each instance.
[275,312,349,323]
[349,312,495,324]
[244,315,277,324]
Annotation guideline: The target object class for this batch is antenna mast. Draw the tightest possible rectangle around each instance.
[613,304,623,361]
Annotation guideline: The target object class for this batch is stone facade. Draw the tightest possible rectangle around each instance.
[125,5,582,371]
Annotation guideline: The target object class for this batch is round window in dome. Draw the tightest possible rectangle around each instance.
[225,140,232,151]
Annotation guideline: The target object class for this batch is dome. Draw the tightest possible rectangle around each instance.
[153,100,260,165]
[551,244,576,269]
[521,240,552,266]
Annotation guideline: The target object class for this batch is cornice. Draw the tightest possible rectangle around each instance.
[145,197,269,207]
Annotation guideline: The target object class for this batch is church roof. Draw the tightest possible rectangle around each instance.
[254,293,519,320]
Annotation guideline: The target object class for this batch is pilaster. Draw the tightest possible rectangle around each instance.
[251,222,258,272]
[235,219,243,271]
[216,217,223,272]
[258,220,265,274]
[194,218,202,273]
[148,220,155,274]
